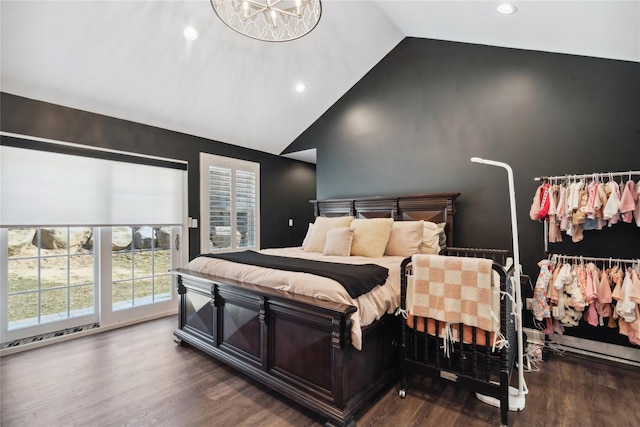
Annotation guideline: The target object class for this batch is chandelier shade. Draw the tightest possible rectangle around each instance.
[211,0,322,42]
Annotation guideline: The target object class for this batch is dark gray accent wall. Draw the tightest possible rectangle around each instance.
[285,38,640,345]
[1,93,317,259]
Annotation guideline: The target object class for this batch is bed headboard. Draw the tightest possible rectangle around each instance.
[310,193,460,246]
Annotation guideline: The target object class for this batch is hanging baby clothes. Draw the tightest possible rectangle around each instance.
[617,270,640,345]
[570,263,588,311]
[548,261,562,305]
[571,187,589,242]
[620,180,638,223]
[531,172,640,244]
[603,179,621,226]
[596,266,613,325]
[615,270,637,323]
[551,263,572,321]
[529,257,640,346]
[559,182,570,232]
[619,313,640,345]
[583,263,599,327]
[634,181,640,227]
[548,184,563,243]
[608,266,624,328]
[532,259,552,321]
[529,182,550,222]
[583,180,603,231]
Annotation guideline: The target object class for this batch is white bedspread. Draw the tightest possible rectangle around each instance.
[183,247,405,350]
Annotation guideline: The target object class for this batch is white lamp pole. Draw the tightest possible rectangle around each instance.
[470,157,526,411]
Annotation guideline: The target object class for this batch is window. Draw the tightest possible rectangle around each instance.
[200,153,260,253]
[2,225,179,343]
[111,226,173,311]
[5,227,96,332]
[1,134,187,346]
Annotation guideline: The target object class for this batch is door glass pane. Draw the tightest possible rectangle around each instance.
[40,256,67,290]
[133,251,152,278]
[134,278,153,305]
[8,228,36,258]
[154,249,171,275]
[40,288,68,321]
[154,275,171,301]
[70,285,94,316]
[8,293,38,327]
[133,226,154,250]
[112,227,133,251]
[69,255,94,286]
[112,252,133,281]
[111,225,173,311]
[8,258,38,293]
[5,227,96,332]
[113,280,133,310]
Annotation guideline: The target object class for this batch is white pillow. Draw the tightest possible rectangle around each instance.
[323,227,353,256]
[349,218,394,258]
[420,221,446,254]
[304,216,354,253]
[301,223,313,249]
[385,220,424,257]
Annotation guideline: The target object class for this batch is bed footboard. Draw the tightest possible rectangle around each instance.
[173,268,398,427]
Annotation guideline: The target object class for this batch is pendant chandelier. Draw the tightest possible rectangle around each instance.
[211,0,322,42]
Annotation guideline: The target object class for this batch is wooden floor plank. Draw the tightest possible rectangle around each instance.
[2,316,639,427]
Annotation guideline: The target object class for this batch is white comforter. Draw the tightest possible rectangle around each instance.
[183,247,405,350]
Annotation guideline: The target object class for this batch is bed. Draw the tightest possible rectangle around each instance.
[398,248,518,427]
[172,193,458,426]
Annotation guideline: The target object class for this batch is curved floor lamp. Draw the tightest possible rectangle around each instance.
[470,157,527,412]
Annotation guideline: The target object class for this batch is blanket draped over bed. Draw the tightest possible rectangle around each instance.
[199,250,389,299]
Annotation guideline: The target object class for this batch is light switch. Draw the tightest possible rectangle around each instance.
[288,219,293,227]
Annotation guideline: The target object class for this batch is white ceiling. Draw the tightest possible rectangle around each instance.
[2,1,639,164]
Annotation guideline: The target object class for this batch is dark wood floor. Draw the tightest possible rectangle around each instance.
[2,316,639,427]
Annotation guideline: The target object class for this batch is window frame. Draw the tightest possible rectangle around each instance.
[199,153,260,254]
[99,225,183,327]
[0,227,100,343]
[1,225,183,345]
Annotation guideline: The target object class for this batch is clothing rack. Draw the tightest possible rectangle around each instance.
[534,170,640,182]
[543,252,640,367]
[534,169,640,366]
[548,253,639,266]
[534,169,640,252]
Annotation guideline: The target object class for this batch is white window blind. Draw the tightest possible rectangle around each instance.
[201,153,259,253]
[208,166,232,248]
[1,137,187,227]
[236,170,256,248]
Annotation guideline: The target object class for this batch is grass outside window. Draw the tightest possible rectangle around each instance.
[6,226,172,326]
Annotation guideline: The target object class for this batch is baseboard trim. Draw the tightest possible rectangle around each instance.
[0,310,177,357]
[547,333,640,368]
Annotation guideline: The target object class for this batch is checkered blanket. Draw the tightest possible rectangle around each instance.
[408,254,495,332]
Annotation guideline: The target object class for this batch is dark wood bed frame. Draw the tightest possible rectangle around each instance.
[173,193,459,426]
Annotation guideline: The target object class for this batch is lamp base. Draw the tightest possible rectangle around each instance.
[475,386,526,412]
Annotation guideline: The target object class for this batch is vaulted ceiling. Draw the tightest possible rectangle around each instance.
[2,1,638,163]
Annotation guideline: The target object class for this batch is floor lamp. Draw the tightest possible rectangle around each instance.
[470,157,527,412]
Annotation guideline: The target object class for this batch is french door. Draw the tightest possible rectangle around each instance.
[1,225,183,345]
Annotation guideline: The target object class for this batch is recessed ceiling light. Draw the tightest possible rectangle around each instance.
[497,3,517,15]
[295,83,306,93]
[183,27,198,41]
